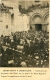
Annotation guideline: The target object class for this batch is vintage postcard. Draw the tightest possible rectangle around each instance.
[0,0,50,80]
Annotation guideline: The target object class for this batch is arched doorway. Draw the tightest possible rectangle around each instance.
[44,13,49,32]
[35,24,42,31]
[30,13,43,31]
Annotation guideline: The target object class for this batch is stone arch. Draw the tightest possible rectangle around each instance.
[30,13,43,31]
[44,12,49,22]
[43,12,49,32]
[30,13,43,25]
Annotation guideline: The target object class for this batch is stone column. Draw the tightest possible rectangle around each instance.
[46,24,49,32]
[31,24,35,31]
[42,24,47,31]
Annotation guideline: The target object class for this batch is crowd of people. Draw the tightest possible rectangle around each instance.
[19,2,49,14]
[0,30,49,67]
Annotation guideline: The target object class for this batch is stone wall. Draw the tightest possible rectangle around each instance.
[0,1,49,36]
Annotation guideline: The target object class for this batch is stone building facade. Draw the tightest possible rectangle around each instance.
[19,1,49,32]
[0,1,49,36]
[29,7,49,32]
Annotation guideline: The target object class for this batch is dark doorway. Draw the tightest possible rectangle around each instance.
[35,24,42,31]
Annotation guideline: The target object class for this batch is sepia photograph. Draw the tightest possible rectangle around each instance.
[0,0,49,67]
